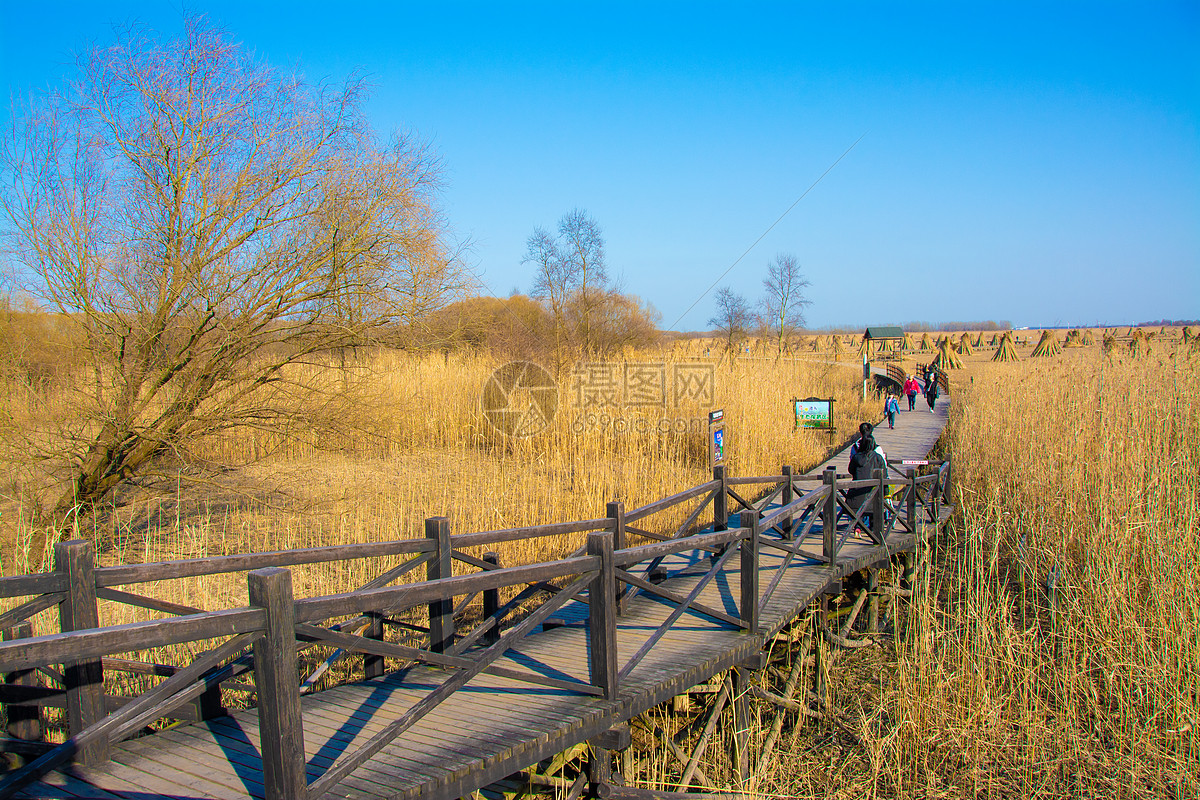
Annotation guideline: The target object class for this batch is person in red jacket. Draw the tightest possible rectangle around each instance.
[903,375,920,411]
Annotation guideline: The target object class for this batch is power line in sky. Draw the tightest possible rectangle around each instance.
[668,132,867,332]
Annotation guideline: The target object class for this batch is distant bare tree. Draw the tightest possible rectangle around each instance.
[708,287,754,365]
[525,209,610,360]
[1,18,460,524]
[762,253,811,357]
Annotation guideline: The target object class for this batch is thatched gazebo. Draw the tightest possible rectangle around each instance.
[1030,330,1061,358]
[934,339,963,370]
[958,332,974,356]
[992,331,1020,362]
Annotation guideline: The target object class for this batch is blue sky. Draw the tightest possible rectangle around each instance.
[2,2,1197,329]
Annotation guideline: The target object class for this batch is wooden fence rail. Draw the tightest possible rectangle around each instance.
[0,457,951,799]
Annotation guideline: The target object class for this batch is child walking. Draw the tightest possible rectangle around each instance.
[884,393,900,429]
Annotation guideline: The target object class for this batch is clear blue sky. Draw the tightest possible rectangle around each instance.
[3,2,1197,330]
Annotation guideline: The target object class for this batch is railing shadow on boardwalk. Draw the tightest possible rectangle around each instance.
[0,457,952,800]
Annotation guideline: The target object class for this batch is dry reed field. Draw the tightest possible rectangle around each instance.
[742,343,1197,799]
[0,346,875,626]
[2,331,1196,800]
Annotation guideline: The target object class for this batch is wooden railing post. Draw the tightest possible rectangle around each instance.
[931,469,941,522]
[780,465,794,540]
[942,459,953,505]
[906,468,917,531]
[740,511,760,633]
[3,622,41,743]
[821,467,838,565]
[363,611,385,680]
[425,516,454,653]
[248,568,307,800]
[587,532,618,700]
[483,552,501,646]
[607,501,627,614]
[54,539,107,765]
[872,468,886,541]
[713,465,728,532]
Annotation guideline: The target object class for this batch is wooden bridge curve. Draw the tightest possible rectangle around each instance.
[1,397,951,800]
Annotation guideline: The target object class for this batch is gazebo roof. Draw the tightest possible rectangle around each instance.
[863,326,905,340]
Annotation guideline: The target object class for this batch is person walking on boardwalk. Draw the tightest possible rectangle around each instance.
[903,374,920,410]
[848,423,887,532]
[884,393,900,429]
[924,371,940,412]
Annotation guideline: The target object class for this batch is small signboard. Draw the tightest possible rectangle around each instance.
[901,459,930,466]
[793,397,835,431]
[708,409,725,467]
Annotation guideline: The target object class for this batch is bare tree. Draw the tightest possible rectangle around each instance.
[1,18,460,524]
[762,253,812,357]
[524,209,609,360]
[707,287,754,366]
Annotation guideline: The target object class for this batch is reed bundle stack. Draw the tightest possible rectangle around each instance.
[1030,330,1062,358]
[919,333,933,351]
[1064,329,1082,347]
[958,332,974,355]
[935,338,964,369]
[992,331,1020,362]
[1080,329,1095,345]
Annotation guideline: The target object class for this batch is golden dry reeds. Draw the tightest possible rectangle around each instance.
[1130,328,1151,358]
[860,353,1200,798]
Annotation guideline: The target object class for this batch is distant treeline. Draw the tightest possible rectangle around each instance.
[1136,319,1199,327]
[814,321,1013,334]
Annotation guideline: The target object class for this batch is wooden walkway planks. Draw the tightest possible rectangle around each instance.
[18,396,952,800]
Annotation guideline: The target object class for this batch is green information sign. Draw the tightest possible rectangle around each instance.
[793,397,834,431]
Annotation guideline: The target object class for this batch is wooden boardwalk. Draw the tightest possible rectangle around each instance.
[12,394,951,800]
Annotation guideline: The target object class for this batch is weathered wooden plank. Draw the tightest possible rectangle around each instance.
[624,481,719,524]
[0,609,264,674]
[449,518,612,550]
[94,539,435,588]
[294,556,598,624]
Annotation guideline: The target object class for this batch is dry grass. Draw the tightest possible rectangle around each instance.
[0,345,877,623]
[741,342,1199,799]
[2,331,1195,799]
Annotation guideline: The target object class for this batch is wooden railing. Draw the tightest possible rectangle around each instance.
[0,458,951,799]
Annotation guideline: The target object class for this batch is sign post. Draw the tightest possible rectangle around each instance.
[708,409,725,468]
